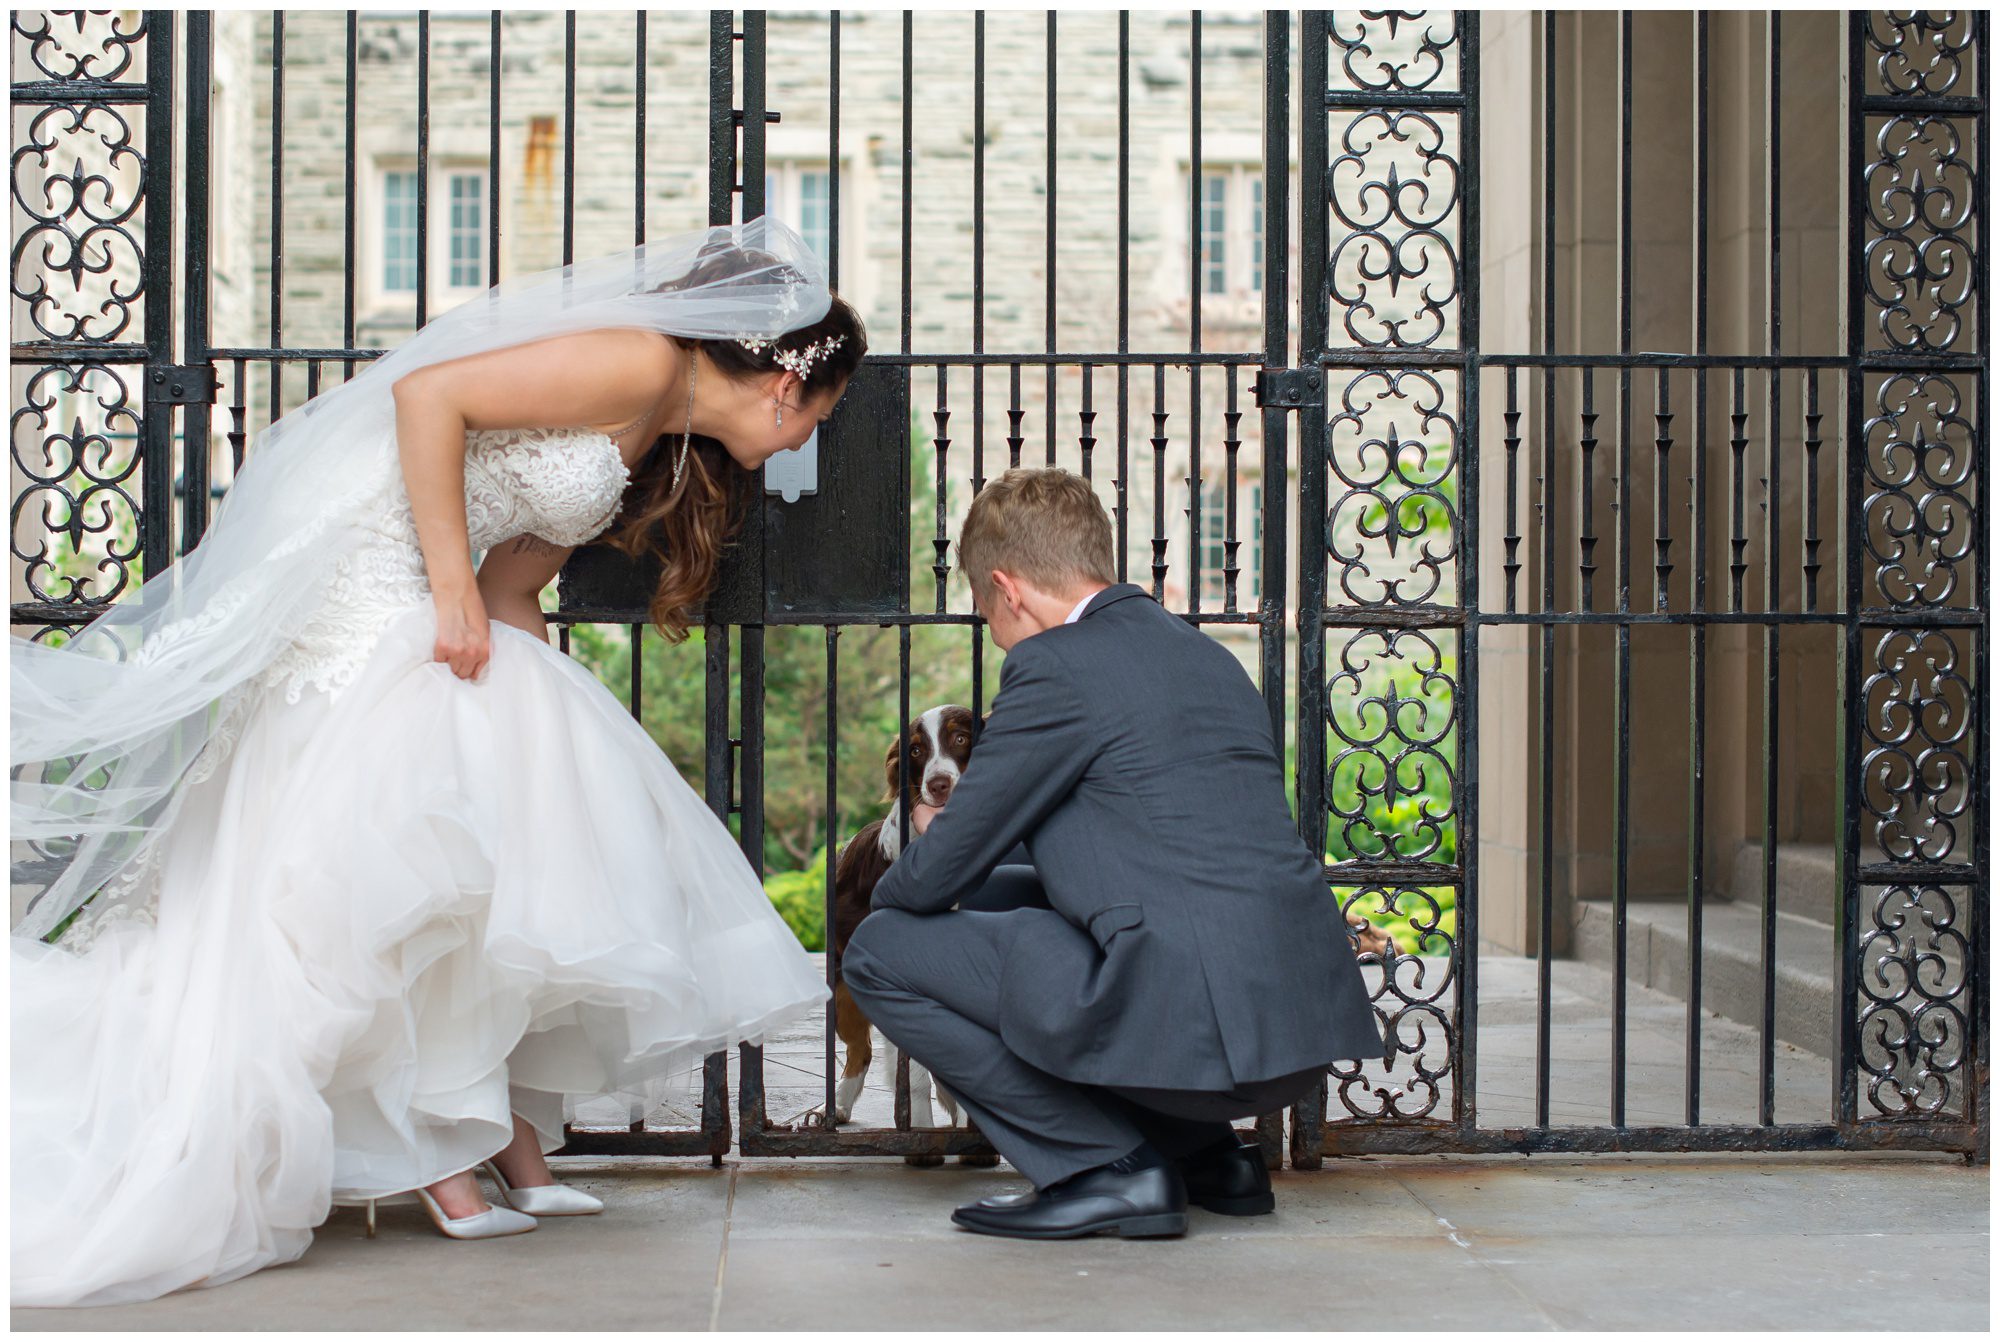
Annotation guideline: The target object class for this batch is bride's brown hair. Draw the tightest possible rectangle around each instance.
[598,250,866,643]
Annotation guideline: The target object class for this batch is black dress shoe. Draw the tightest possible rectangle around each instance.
[950,1162,1188,1240]
[1179,1139,1276,1216]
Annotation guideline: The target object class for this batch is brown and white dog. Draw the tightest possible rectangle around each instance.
[829,705,979,1127]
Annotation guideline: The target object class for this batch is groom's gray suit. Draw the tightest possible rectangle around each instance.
[841,581,1382,1188]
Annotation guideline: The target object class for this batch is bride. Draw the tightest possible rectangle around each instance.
[11,217,864,1307]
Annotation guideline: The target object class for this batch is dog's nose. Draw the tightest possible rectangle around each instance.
[925,780,952,804]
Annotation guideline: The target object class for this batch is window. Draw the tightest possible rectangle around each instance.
[1200,173,1229,294]
[382,170,419,293]
[1190,164,1264,297]
[448,171,485,288]
[1250,176,1264,292]
[372,162,489,306]
[761,162,834,268]
[1200,481,1263,604]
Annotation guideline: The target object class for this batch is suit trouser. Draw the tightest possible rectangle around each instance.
[841,862,1321,1189]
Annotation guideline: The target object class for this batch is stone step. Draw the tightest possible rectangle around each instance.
[1572,896,1838,1058]
[1723,840,1839,924]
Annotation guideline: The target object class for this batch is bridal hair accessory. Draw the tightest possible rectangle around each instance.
[11,215,830,942]
[734,332,846,383]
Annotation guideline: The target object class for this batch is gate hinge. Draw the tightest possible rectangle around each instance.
[1252,366,1323,410]
[145,365,219,406]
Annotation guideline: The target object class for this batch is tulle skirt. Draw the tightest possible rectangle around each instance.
[11,605,829,1308]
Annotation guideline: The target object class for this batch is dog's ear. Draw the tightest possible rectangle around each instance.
[880,728,904,804]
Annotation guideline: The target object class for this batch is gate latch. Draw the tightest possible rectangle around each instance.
[1253,367,1322,409]
[145,365,219,406]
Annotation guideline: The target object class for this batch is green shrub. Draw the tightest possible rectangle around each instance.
[763,845,830,952]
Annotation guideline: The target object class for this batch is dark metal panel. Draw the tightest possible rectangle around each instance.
[764,362,911,620]
[141,13,176,575]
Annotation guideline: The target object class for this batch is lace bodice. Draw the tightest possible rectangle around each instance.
[256,425,631,705]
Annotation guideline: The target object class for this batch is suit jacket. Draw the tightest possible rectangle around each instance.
[869,582,1383,1090]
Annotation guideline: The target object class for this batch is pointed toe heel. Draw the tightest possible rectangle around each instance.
[412,1187,538,1239]
[481,1159,604,1216]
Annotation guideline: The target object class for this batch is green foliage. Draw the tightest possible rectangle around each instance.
[762,845,829,952]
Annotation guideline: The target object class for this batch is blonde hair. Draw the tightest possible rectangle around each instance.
[956,467,1117,605]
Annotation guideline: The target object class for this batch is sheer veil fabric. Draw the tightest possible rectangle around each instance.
[12,216,830,942]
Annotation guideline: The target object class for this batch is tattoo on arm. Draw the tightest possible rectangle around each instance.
[506,533,564,559]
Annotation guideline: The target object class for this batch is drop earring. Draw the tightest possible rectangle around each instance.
[773,398,784,428]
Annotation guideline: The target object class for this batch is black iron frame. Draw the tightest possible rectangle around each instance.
[8,9,1985,1166]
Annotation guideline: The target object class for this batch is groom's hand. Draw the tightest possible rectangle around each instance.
[911,801,942,836]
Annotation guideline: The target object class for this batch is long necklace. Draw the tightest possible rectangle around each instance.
[672,347,696,491]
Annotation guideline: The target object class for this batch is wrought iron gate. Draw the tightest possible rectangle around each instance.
[9,10,1985,1165]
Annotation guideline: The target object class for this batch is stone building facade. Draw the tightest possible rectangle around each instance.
[214,8,1294,630]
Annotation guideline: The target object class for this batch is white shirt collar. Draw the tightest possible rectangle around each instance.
[1063,589,1102,625]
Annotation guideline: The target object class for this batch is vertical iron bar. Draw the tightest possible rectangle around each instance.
[561,11,575,264]
[1687,12,1711,1126]
[737,6,771,1149]
[1803,369,1823,611]
[1254,11,1292,1169]
[268,13,284,425]
[1258,4,1291,908]
[181,11,213,552]
[1535,9,1557,1130]
[1653,369,1673,612]
[414,12,430,328]
[1579,368,1598,609]
[635,10,647,244]
[344,13,359,364]
[1504,367,1521,612]
[900,10,912,356]
[934,367,951,611]
[1456,10,1483,1135]
[823,626,839,1127]
[1046,12,1057,467]
[1834,12,1863,1132]
[1187,10,1203,612]
[1290,8,1331,1170]
[1610,11,1632,1128]
[973,11,985,507]
[417,12,430,323]
[895,625,913,1131]
[488,14,501,285]
[700,7,738,1165]
[142,12,176,575]
[1729,367,1749,610]
[1759,11,1783,1128]
[1117,11,1130,577]
[1150,365,1169,599]
[828,10,840,290]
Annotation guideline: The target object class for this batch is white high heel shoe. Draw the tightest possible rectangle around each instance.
[481,1159,604,1216]
[335,1185,538,1240]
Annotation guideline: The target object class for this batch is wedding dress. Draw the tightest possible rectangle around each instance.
[11,422,830,1308]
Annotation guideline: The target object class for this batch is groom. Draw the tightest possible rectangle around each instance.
[841,467,1382,1240]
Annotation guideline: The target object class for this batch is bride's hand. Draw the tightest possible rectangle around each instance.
[433,584,492,680]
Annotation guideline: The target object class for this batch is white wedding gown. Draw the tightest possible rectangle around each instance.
[11,425,830,1308]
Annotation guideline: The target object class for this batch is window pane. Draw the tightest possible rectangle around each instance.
[1250,175,1264,293]
[383,171,417,292]
[1200,480,1262,601]
[449,172,484,288]
[1201,172,1228,295]
[799,170,831,267]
